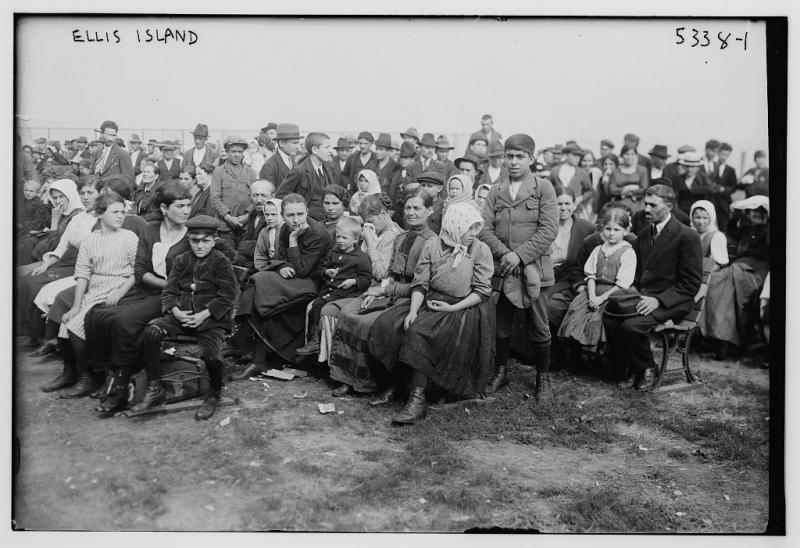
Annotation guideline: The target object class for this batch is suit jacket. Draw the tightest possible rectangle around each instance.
[233,209,268,272]
[551,217,596,289]
[548,164,593,205]
[341,152,380,194]
[156,158,182,182]
[328,158,349,189]
[478,166,509,187]
[672,171,715,214]
[181,146,219,171]
[129,148,147,175]
[633,215,702,322]
[260,150,293,188]
[662,162,681,184]
[274,157,336,222]
[261,218,331,280]
[440,158,460,179]
[376,158,399,195]
[94,144,135,188]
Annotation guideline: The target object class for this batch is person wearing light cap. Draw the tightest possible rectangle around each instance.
[478,133,559,401]
[128,133,147,176]
[210,135,258,248]
[664,144,696,183]
[341,131,379,194]
[599,139,615,157]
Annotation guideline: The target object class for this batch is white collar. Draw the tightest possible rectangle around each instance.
[655,213,671,235]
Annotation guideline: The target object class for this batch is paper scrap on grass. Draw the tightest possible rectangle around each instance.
[219,416,231,427]
[283,367,308,378]
[292,392,308,399]
[318,403,336,414]
[266,369,296,381]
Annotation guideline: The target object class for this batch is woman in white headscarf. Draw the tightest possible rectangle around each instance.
[372,202,495,425]
[349,169,382,215]
[689,199,728,270]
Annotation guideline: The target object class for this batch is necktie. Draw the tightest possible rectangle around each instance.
[95,147,110,174]
[649,223,657,246]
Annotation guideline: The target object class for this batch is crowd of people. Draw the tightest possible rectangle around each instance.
[15,115,771,424]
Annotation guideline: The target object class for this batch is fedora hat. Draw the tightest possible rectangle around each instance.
[223,135,249,150]
[399,141,417,158]
[419,133,438,148]
[468,131,489,145]
[679,152,703,167]
[159,140,177,150]
[400,127,420,142]
[562,143,583,156]
[436,135,454,150]
[375,133,396,150]
[274,123,303,141]
[603,289,642,319]
[454,153,481,170]
[488,140,505,158]
[129,133,142,143]
[648,145,670,159]
[191,123,209,137]
[333,137,351,150]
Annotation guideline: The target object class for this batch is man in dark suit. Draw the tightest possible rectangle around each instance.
[700,139,720,183]
[709,142,738,231]
[92,120,135,188]
[128,133,147,176]
[275,132,336,222]
[341,131,380,194]
[260,123,301,189]
[156,141,182,183]
[435,135,459,178]
[328,137,351,188]
[603,184,702,389]
[663,145,693,184]
[411,133,448,180]
[182,123,219,171]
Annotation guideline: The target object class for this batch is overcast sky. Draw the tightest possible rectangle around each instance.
[17,16,768,163]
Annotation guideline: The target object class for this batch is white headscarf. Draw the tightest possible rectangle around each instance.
[689,199,719,234]
[263,198,284,229]
[47,179,84,215]
[443,174,476,211]
[439,202,485,268]
[356,169,381,196]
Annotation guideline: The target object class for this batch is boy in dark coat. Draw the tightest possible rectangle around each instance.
[18,180,51,236]
[135,215,239,420]
[295,216,372,357]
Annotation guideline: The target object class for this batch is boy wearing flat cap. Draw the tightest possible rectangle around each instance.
[417,170,446,234]
[341,131,379,194]
[136,215,239,420]
[210,135,258,248]
[478,134,558,402]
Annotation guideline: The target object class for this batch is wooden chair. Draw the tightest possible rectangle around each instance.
[649,257,715,392]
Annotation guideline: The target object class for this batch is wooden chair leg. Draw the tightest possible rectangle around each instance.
[682,329,699,384]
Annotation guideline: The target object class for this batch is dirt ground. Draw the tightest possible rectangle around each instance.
[13,341,772,533]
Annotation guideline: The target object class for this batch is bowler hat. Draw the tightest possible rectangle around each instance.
[648,145,670,159]
[400,127,420,142]
[419,133,438,148]
[159,140,177,150]
[129,133,142,143]
[357,131,374,143]
[468,131,489,145]
[274,123,303,141]
[488,141,505,158]
[186,215,220,232]
[454,154,481,170]
[677,145,696,154]
[399,141,417,158]
[191,123,209,137]
[603,290,643,319]
[334,138,351,150]
[678,152,703,167]
[416,171,445,187]
[223,135,249,150]
[562,143,583,156]
[375,133,396,150]
[436,135,454,150]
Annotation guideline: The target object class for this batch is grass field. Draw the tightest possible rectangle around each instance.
[13,342,771,533]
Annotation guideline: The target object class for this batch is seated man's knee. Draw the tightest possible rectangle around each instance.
[143,324,166,346]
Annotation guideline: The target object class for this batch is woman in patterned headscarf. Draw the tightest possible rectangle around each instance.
[373,202,496,425]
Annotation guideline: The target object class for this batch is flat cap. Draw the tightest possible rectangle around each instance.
[504,134,536,156]
[186,215,219,231]
[416,171,445,186]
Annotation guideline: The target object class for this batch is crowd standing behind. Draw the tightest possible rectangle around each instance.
[15,116,771,423]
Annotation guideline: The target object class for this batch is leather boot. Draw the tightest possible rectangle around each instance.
[195,391,221,421]
[484,363,509,395]
[369,386,396,406]
[533,343,553,402]
[295,330,321,358]
[130,380,165,412]
[231,362,267,381]
[41,340,77,393]
[30,338,59,359]
[95,384,128,417]
[331,383,352,398]
[391,387,427,425]
[634,368,656,390]
[59,360,97,399]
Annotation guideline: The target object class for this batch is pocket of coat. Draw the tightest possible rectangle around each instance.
[525,198,539,209]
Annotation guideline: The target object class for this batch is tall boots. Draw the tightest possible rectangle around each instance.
[96,368,131,416]
[533,342,553,402]
[59,336,97,399]
[130,380,165,413]
[295,328,321,358]
[41,338,77,392]
[196,358,224,421]
[391,387,427,425]
[485,337,510,395]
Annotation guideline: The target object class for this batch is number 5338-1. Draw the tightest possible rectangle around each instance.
[674,27,748,51]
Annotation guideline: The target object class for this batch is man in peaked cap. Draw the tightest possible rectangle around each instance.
[412,133,447,179]
[374,133,399,194]
[260,123,303,188]
[183,123,218,171]
[329,137,352,188]
[416,170,447,233]
[599,139,615,157]
[157,140,182,182]
[341,131,379,194]
[128,133,147,175]
[478,133,559,402]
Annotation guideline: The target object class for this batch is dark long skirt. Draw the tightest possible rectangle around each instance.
[15,265,74,338]
[84,289,162,371]
[329,297,411,393]
[395,291,495,396]
[237,284,312,362]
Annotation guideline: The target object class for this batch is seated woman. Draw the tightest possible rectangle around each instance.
[376,202,495,425]
[232,194,331,379]
[315,194,403,366]
[349,169,381,216]
[608,146,649,213]
[689,199,729,271]
[580,149,603,222]
[47,194,139,401]
[699,196,769,358]
[322,185,350,239]
[327,189,437,402]
[189,163,217,219]
[133,161,163,220]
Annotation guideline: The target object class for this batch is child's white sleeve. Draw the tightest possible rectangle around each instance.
[615,247,637,288]
[583,246,600,281]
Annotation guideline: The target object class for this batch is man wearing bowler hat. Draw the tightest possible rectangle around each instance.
[478,141,509,187]
[157,140,182,183]
[435,135,459,178]
[374,133,399,194]
[128,133,147,176]
[648,144,671,183]
[478,133,558,402]
[260,123,302,188]
[182,123,218,171]
[341,131,379,194]
[454,153,483,189]
[603,184,702,390]
[412,133,447,179]
[329,137,352,189]
[92,120,135,188]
